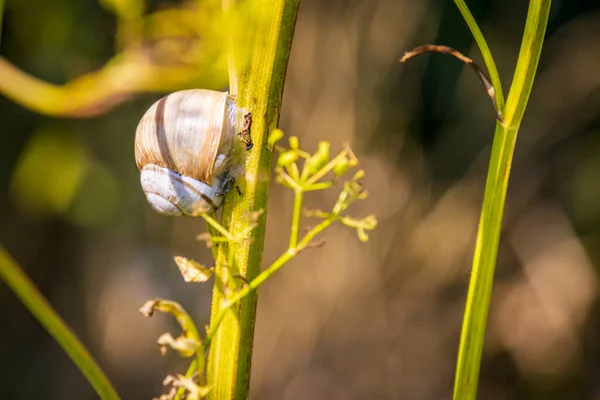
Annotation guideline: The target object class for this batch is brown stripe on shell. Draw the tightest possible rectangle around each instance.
[154,96,177,170]
[172,172,218,213]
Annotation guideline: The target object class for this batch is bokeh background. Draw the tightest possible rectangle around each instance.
[2,0,600,399]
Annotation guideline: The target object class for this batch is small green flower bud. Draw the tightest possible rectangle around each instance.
[352,169,365,181]
[289,136,300,150]
[333,155,350,177]
[268,128,284,147]
[306,141,330,175]
[277,150,298,167]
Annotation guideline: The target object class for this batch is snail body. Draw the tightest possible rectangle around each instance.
[135,89,250,216]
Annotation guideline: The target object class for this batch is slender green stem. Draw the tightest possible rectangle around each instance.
[196,347,207,386]
[202,213,234,240]
[0,245,120,400]
[299,158,311,182]
[453,1,552,399]
[206,1,300,399]
[204,213,223,261]
[289,190,303,248]
[287,158,301,181]
[502,0,551,127]
[281,171,302,190]
[305,182,333,191]
[453,0,505,112]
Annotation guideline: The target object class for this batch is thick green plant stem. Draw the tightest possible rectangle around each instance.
[206,1,300,399]
[0,245,120,400]
[453,1,552,399]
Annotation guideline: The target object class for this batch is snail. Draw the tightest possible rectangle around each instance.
[134,89,253,216]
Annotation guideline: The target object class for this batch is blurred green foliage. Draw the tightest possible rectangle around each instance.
[11,127,89,216]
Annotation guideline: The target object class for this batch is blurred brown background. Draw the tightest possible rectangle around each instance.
[2,0,600,399]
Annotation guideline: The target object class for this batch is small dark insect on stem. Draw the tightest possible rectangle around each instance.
[237,112,254,150]
[400,44,504,123]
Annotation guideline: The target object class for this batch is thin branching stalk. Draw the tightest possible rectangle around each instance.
[289,191,302,248]
[453,1,552,399]
[0,246,120,400]
[206,1,300,399]
[204,204,335,351]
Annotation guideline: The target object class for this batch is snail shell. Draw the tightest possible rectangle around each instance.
[135,89,244,216]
